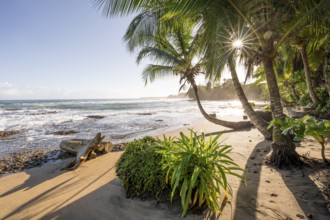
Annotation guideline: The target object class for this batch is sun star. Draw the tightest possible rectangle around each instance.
[232,39,243,49]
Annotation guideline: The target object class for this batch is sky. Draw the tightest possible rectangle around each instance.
[0,0,235,100]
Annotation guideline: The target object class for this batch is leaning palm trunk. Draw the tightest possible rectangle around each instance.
[262,55,302,167]
[227,58,272,139]
[300,46,320,108]
[191,80,251,130]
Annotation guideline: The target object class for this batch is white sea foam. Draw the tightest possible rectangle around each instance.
[0,98,248,156]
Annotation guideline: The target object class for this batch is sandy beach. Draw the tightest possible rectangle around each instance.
[0,119,329,220]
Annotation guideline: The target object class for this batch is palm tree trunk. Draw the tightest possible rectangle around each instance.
[300,46,320,107]
[227,58,272,139]
[262,55,302,167]
[324,52,330,98]
[191,80,251,130]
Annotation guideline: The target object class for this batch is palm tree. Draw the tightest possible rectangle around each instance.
[94,0,330,167]
[121,2,272,138]
[126,14,251,130]
[200,11,272,139]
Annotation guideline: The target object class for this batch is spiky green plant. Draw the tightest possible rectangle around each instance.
[158,130,244,217]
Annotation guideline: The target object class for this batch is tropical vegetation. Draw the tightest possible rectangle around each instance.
[159,130,243,217]
[115,132,243,217]
[95,0,330,168]
[115,136,167,199]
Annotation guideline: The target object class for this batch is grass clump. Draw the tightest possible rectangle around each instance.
[115,136,167,200]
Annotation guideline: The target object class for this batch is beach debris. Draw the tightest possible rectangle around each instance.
[270,193,278,197]
[60,133,109,170]
[296,213,305,219]
[52,130,78,135]
[87,115,106,119]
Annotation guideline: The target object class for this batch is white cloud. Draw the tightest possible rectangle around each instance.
[0,82,128,99]
[0,82,20,97]
[0,82,13,88]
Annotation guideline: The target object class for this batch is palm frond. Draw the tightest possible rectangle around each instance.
[124,10,159,52]
[93,0,154,17]
[142,64,174,85]
[136,46,181,65]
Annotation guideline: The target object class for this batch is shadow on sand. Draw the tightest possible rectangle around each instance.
[233,140,330,219]
[2,135,329,220]
[232,140,270,220]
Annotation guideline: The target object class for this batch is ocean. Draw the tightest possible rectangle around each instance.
[0,98,245,156]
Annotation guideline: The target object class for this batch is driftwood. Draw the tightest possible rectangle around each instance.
[60,133,108,170]
[60,138,113,155]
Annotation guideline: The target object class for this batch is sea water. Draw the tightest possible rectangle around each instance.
[0,98,245,156]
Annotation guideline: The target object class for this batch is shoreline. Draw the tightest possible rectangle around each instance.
[0,118,329,219]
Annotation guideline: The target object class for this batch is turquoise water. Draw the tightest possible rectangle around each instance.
[0,98,244,155]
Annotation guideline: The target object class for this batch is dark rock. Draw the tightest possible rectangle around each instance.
[52,130,78,135]
[137,112,153,116]
[155,119,164,122]
[307,213,312,219]
[30,111,57,115]
[87,115,106,119]
[243,115,248,120]
[110,134,129,139]
[112,143,126,152]
[209,113,216,117]
[0,130,20,138]
[0,149,73,175]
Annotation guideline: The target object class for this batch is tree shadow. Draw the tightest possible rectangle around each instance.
[277,153,330,218]
[0,153,208,220]
[0,160,69,198]
[41,179,213,220]
[232,140,270,220]
[204,126,252,137]
[232,140,330,220]
[0,160,80,220]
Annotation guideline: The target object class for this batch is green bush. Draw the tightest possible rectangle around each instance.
[158,130,244,217]
[115,136,167,200]
[271,115,330,163]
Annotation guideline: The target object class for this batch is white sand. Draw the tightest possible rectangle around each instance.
[0,119,329,220]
